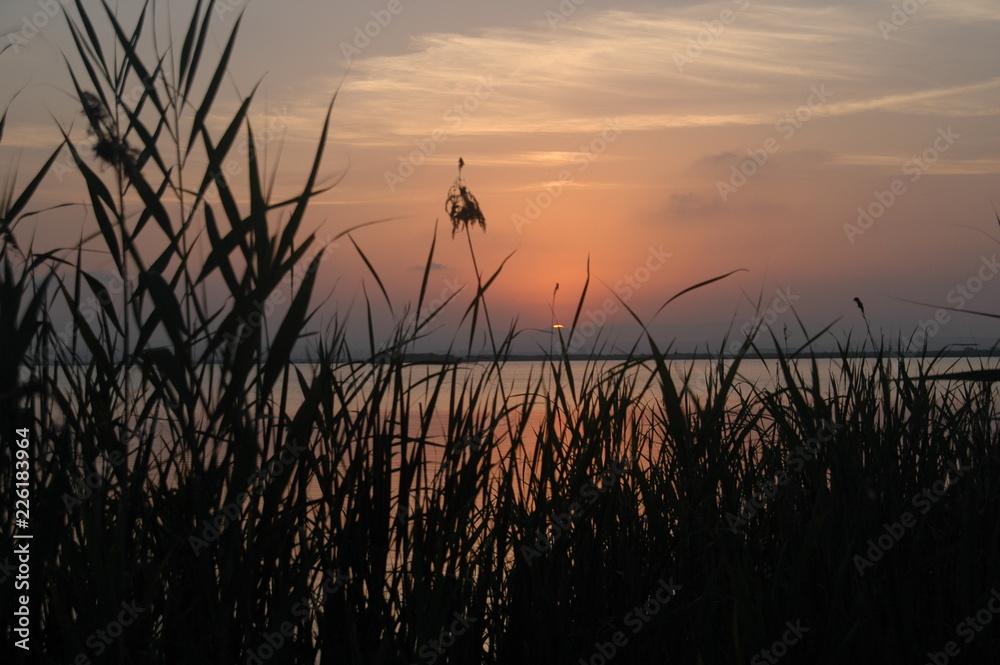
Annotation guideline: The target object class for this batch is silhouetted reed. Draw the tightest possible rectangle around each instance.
[445,157,486,237]
[1,4,998,664]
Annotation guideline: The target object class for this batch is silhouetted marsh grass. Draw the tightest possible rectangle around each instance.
[445,158,486,238]
[2,2,1000,663]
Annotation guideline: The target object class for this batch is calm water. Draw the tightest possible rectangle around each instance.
[275,357,835,452]
[38,355,994,461]
[280,355,993,422]
[294,355,1000,447]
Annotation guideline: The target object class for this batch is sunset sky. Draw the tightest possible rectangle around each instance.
[3,0,1000,354]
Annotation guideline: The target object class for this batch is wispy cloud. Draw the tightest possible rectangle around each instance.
[306,3,1000,147]
[410,262,447,271]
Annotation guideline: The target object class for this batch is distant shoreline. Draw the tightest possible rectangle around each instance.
[365,349,1000,364]
[41,349,997,366]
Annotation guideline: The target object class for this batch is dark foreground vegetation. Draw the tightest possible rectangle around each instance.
[2,2,999,663]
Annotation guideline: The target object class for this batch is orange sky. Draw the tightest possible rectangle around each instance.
[3,0,1000,353]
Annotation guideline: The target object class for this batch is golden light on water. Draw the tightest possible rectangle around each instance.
[552,324,564,329]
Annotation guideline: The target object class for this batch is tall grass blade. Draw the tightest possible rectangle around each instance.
[185,12,243,157]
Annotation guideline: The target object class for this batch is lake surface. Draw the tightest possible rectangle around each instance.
[271,355,971,452]
[38,354,995,472]
[277,354,996,422]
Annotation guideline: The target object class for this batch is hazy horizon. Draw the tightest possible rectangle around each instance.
[3,0,1000,355]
